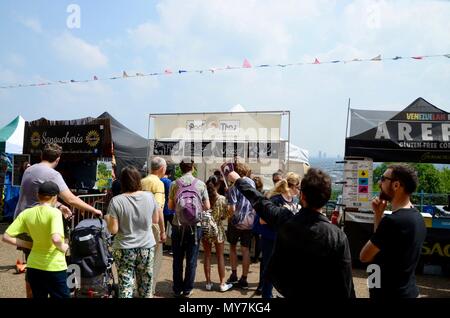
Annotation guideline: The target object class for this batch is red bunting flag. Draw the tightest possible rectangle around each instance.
[165,69,173,74]
[412,56,423,60]
[313,58,320,64]
[242,58,252,68]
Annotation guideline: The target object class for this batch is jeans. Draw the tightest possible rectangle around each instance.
[260,237,275,298]
[171,225,202,294]
[26,268,70,298]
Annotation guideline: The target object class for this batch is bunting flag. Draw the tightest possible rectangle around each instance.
[242,58,252,68]
[1,53,449,89]
[371,54,382,61]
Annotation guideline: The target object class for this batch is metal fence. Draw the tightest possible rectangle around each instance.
[70,193,108,230]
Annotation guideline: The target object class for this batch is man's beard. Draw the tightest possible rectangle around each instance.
[379,189,393,201]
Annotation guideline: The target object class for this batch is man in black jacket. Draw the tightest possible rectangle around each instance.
[226,167,355,299]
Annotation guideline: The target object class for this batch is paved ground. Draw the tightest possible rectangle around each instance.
[1,223,449,298]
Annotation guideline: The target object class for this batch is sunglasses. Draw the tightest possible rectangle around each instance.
[380,175,396,182]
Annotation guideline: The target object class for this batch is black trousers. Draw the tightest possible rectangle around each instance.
[26,268,70,298]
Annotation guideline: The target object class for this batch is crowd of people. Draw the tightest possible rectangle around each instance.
[1,142,427,300]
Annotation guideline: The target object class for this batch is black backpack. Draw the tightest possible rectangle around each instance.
[70,218,111,278]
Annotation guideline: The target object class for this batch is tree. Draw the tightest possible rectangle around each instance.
[411,163,443,194]
[439,168,450,194]
[372,163,388,192]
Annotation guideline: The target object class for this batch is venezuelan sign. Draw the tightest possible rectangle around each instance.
[345,98,450,163]
[24,124,105,156]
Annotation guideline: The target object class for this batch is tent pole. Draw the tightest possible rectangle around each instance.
[287,111,290,172]
[344,98,351,157]
[147,114,152,175]
[345,98,351,139]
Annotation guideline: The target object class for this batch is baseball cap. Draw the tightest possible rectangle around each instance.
[38,181,60,196]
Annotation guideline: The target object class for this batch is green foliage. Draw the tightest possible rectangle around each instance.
[372,163,388,192]
[439,168,450,193]
[410,163,443,194]
[174,165,198,180]
[96,162,112,191]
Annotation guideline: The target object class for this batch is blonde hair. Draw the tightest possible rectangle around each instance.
[268,172,300,198]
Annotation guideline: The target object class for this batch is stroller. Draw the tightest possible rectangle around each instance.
[69,218,117,298]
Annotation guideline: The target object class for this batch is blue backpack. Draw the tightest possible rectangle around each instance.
[175,178,203,226]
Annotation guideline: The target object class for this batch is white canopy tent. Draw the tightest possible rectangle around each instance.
[0,115,25,154]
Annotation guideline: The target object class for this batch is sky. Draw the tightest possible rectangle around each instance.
[1,0,450,158]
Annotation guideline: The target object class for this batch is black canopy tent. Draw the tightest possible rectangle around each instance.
[22,113,148,190]
[97,112,148,177]
[345,97,450,163]
[343,97,450,272]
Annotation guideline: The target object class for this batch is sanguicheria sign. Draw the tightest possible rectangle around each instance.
[24,124,105,156]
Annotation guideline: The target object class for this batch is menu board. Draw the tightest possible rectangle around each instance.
[342,158,373,211]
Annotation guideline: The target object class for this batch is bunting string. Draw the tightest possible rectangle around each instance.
[1,53,449,89]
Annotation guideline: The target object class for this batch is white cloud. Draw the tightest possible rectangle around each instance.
[52,33,108,69]
[7,53,26,68]
[128,0,336,65]
[18,16,43,33]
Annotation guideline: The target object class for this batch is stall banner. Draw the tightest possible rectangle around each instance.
[345,97,450,163]
[152,140,280,162]
[24,124,105,156]
[342,157,373,211]
[153,113,281,141]
[345,211,374,224]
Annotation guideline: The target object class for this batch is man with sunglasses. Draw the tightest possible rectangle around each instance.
[360,164,427,299]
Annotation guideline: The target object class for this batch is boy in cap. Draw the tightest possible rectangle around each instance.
[2,181,70,298]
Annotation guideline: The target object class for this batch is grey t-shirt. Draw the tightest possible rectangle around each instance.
[107,191,157,249]
[14,163,69,219]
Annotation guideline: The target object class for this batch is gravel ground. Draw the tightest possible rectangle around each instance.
[1,223,449,298]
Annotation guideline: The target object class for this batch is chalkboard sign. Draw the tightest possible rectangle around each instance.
[12,154,30,186]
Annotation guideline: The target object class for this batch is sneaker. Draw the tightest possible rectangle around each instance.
[173,291,183,298]
[255,285,262,295]
[237,278,248,289]
[219,283,233,292]
[226,274,238,284]
[205,283,213,291]
[183,290,193,298]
